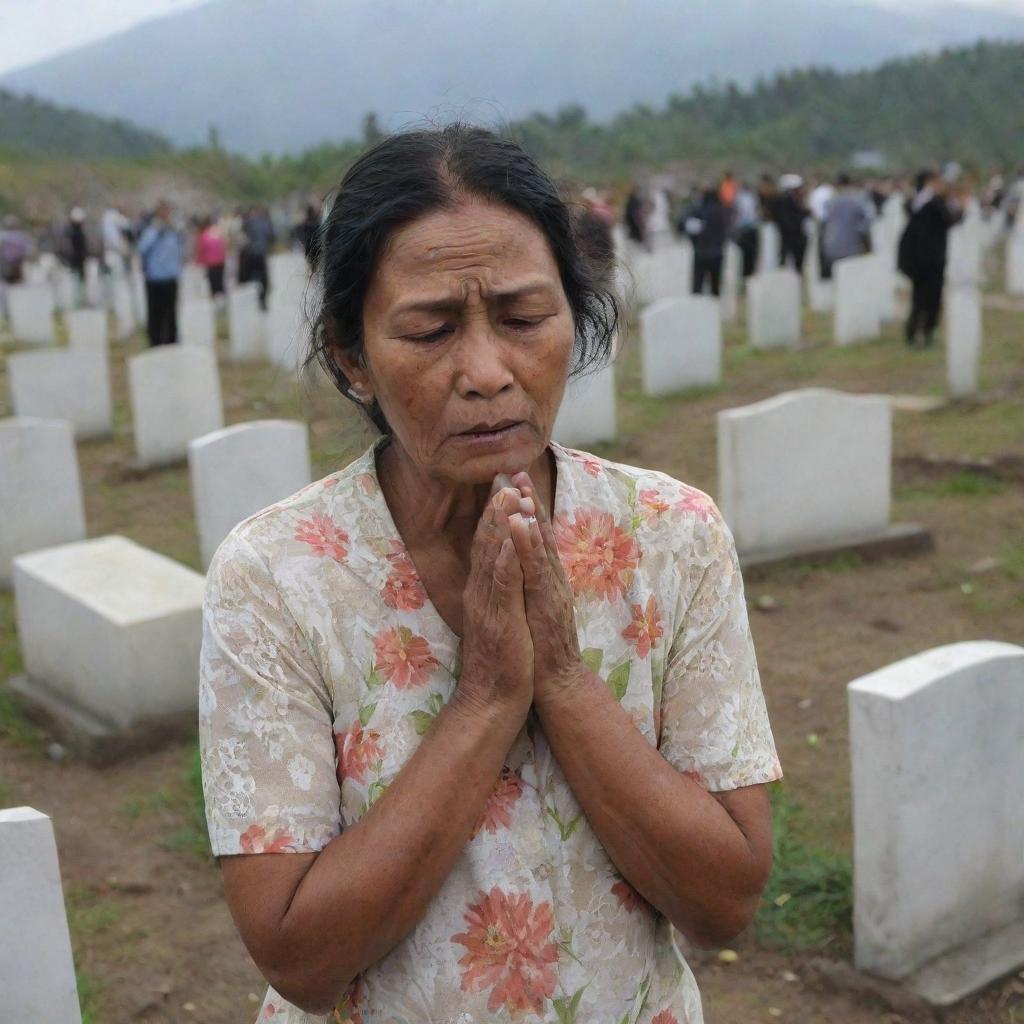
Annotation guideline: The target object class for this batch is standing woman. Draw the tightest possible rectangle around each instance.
[200,125,782,1024]
[194,215,228,299]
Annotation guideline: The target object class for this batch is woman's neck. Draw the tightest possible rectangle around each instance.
[377,438,556,559]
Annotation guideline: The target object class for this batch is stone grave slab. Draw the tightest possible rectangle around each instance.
[0,807,81,1022]
[128,345,224,467]
[849,641,1024,1005]
[6,283,56,345]
[640,296,721,396]
[833,254,883,345]
[189,420,311,567]
[11,535,205,761]
[0,417,86,586]
[944,287,982,399]
[8,345,112,440]
[717,387,929,564]
[746,268,801,349]
[553,360,617,448]
[180,297,217,348]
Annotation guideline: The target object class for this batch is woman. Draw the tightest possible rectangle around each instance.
[200,125,782,1024]
[194,215,228,297]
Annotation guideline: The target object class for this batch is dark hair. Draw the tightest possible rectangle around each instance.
[305,123,618,433]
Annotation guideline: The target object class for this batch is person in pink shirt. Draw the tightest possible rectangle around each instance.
[194,215,227,296]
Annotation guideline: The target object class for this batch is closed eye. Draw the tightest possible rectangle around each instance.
[407,325,455,343]
[504,316,548,331]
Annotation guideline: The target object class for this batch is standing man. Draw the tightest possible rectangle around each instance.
[681,186,728,296]
[898,169,963,348]
[137,200,184,346]
[776,174,810,272]
[101,204,133,277]
[239,205,275,310]
[821,172,872,279]
[732,181,760,280]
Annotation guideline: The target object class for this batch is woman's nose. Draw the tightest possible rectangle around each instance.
[453,331,515,399]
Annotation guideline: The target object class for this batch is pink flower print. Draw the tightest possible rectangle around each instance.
[571,450,603,477]
[453,887,559,1015]
[672,486,719,523]
[381,543,428,611]
[621,595,664,660]
[652,1013,681,1024]
[555,507,639,603]
[471,767,524,839]
[334,724,383,784]
[294,512,349,561]
[372,626,439,688]
[611,878,649,913]
[637,487,672,520]
[239,824,297,854]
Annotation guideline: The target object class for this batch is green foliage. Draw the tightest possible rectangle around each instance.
[756,784,853,952]
[75,967,101,1024]
[0,88,170,159]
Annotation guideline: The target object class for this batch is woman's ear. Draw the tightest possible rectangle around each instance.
[329,343,374,405]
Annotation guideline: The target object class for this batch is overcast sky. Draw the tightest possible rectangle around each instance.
[0,0,1021,75]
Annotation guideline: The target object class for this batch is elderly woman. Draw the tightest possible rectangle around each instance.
[199,125,782,1024]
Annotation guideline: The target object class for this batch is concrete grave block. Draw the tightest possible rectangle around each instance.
[65,308,107,350]
[553,360,616,448]
[111,279,136,340]
[640,296,721,396]
[227,282,266,361]
[8,345,112,440]
[12,536,205,743]
[944,287,982,399]
[83,258,102,308]
[849,641,1024,1005]
[189,420,311,567]
[180,262,211,302]
[6,283,56,345]
[833,254,882,345]
[634,243,693,306]
[757,221,781,273]
[718,388,900,560]
[0,418,86,586]
[128,345,223,467]
[180,297,217,348]
[746,268,801,349]
[53,268,79,312]
[0,807,81,1022]
[720,242,740,323]
[1007,234,1024,296]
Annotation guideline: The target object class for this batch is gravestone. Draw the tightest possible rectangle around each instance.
[944,287,982,399]
[717,388,928,564]
[0,807,82,1022]
[640,296,721,396]
[833,254,882,345]
[849,641,1024,1005]
[228,283,266,360]
[53,267,79,312]
[757,221,781,273]
[553,360,616,447]
[946,216,983,287]
[65,308,107,350]
[746,268,801,349]
[179,263,211,302]
[1007,234,1024,296]
[128,346,224,467]
[634,243,693,306]
[130,269,147,322]
[6,283,56,345]
[720,242,740,323]
[11,536,206,758]
[8,346,112,440]
[22,262,48,286]
[804,222,835,313]
[180,298,217,348]
[189,420,312,566]
[111,279,136,340]
[0,418,86,586]
[83,258,102,307]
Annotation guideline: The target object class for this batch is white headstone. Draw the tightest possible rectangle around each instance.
[717,388,891,558]
[128,346,224,467]
[111,279,136,340]
[130,269,147,322]
[6,284,56,345]
[945,287,982,399]
[12,536,206,730]
[746,269,801,349]
[757,221,781,273]
[0,807,82,1022]
[849,641,1024,1005]
[720,242,740,323]
[833,254,882,345]
[634,243,693,306]
[22,262,49,286]
[180,298,217,348]
[53,268,79,312]
[8,346,112,440]
[804,222,835,313]
[640,296,721,396]
[0,418,86,586]
[65,308,107,350]
[228,283,266,361]
[946,218,983,286]
[179,263,211,303]
[268,251,309,295]
[553,361,617,447]
[1007,234,1024,296]
[83,258,102,308]
[189,420,312,567]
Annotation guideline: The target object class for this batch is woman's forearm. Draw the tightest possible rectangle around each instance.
[254,689,527,1012]
[534,669,770,948]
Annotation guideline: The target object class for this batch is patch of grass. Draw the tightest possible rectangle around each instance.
[157,744,210,858]
[942,472,1008,496]
[1005,540,1024,580]
[756,784,853,953]
[66,886,126,937]
[117,790,174,821]
[76,966,102,1024]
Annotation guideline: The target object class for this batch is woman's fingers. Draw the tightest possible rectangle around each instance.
[510,471,561,569]
[509,511,546,590]
[490,537,525,612]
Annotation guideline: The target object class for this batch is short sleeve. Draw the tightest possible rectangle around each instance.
[658,513,783,793]
[199,529,341,856]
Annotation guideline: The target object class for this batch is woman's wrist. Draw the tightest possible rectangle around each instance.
[532,661,591,711]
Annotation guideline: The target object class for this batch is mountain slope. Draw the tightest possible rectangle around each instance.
[3,0,1024,155]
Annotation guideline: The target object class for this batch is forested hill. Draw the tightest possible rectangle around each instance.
[513,41,1024,178]
[0,89,171,160]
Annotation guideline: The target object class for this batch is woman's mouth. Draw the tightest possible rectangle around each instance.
[453,420,526,444]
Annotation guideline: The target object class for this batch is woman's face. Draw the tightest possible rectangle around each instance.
[334,198,575,486]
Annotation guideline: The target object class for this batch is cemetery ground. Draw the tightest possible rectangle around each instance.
[1,296,1023,1024]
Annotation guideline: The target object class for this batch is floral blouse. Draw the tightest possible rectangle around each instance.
[199,440,782,1024]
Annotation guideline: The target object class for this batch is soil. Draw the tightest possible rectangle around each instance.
[1,285,1022,1023]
